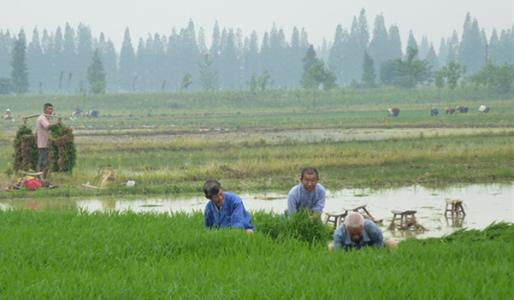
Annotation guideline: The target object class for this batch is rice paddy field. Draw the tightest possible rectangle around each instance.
[0,211,512,298]
[0,87,513,298]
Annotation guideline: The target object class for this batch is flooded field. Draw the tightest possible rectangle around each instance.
[1,183,512,239]
[72,127,514,144]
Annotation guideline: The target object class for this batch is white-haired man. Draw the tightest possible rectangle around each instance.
[331,212,384,251]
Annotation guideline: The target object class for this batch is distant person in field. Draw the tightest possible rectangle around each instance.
[36,103,61,178]
[331,212,385,251]
[3,108,13,120]
[203,179,254,234]
[287,167,326,217]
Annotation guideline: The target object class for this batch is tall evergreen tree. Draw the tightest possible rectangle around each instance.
[243,31,259,84]
[52,27,64,93]
[10,29,29,94]
[419,36,430,59]
[118,28,136,91]
[0,30,13,78]
[458,14,485,74]
[62,23,76,92]
[438,38,448,66]
[76,24,93,91]
[488,29,500,65]
[328,24,345,83]
[425,44,439,70]
[27,27,44,93]
[368,14,389,74]
[447,30,460,63]
[387,25,403,60]
[219,29,240,88]
[361,51,375,87]
[406,31,418,58]
[98,33,118,91]
[199,54,218,91]
[286,27,305,87]
[87,49,106,93]
[197,27,208,55]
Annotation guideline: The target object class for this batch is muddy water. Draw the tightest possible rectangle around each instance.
[1,183,512,239]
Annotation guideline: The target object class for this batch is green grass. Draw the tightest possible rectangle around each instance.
[1,86,514,131]
[0,210,512,298]
[1,131,513,199]
[1,87,513,198]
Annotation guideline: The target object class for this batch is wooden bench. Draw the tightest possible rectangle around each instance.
[445,199,466,217]
[325,211,348,229]
[389,210,425,231]
[344,204,383,225]
[325,204,383,229]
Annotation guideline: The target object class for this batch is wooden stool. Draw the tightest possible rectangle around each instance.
[445,199,466,217]
[389,210,424,230]
[343,204,383,225]
[325,211,348,229]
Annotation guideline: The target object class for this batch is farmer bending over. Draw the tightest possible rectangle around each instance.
[203,179,254,234]
[287,167,325,217]
[331,212,386,251]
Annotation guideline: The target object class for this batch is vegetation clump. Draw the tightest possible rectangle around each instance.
[12,124,76,172]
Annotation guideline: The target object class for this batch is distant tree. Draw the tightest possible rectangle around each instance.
[77,24,93,87]
[434,70,445,88]
[180,73,193,91]
[0,31,13,78]
[406,31,418,58]
[118,28,136,91]
[368,15,389,71]
[27,28,44,93]
[10,29,29,94]
[87,49,106,94]
[198,54,218,91]
[435,62,464,89]
[380,47,431,88]
[0,78,12,94]
[302,46,336,108]
[257,70,271,91]
[361,51,376,87]
[446,30,460,63]
[471,64,514,94]
[387,25,403,60]
[302,45,317,73]
[459,13,486,74]
[328,24,345,83]
[248,74,258,93]
[425,44,439,70]
[445,62,464,89]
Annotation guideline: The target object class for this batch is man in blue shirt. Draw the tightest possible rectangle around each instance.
[203,179,254,233]
[287,167,326,216]
[332,212,384,251]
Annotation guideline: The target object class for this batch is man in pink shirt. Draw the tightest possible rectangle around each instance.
[36,103,60,178]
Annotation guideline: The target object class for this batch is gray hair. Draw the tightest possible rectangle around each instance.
[203,179,222,199]
[344,212,364,229]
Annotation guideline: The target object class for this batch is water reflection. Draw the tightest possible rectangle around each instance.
[1,183,512,240]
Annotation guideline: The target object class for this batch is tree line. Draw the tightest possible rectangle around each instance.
[0,11,512,95]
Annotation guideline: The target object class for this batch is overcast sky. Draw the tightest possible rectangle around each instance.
[1,0,512,49]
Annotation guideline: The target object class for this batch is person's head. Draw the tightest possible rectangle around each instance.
[43,103,54,115]
[345,212,365,242]
[203,179,224,207]
[300,167,319,192]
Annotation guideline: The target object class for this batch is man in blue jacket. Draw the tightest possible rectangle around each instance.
[203,179,254,234]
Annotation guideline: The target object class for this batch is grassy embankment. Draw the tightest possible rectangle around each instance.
[0,210,512,298]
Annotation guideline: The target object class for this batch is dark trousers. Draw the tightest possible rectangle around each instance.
[37,148,49,174]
